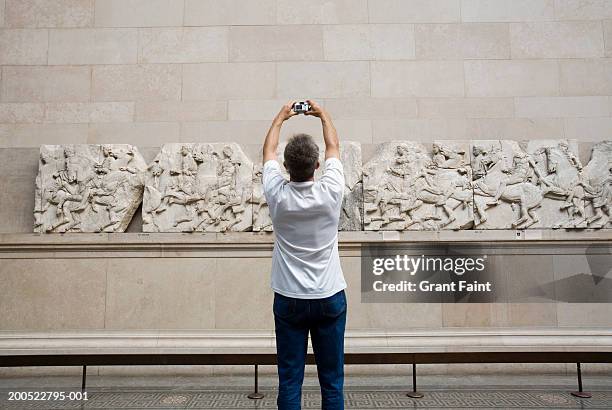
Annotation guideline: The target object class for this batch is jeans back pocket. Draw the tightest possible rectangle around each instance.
[321,291,347,318]
[273,293,298,320]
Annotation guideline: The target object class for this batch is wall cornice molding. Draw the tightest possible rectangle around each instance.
[0,231,610,258]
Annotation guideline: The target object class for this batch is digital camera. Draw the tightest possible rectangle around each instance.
[292,101,311,114]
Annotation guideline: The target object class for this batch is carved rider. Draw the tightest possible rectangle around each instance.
[579,165,612,226]
[216,145,241,199]
[431,143,466,171]
[180,145,198,177]
[147,159,164,189]
[472,145,502,180]
[486,151,546,206]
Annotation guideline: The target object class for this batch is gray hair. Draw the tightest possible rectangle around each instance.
[284,134,319,182]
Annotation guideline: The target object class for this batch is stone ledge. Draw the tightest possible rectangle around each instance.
[1,328,611,355]
[1,230,610,245]
[0,230,609,258]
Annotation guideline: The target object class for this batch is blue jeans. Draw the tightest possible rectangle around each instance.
[274,290,347,410]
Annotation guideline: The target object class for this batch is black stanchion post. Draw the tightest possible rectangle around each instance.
[570,362,591,398]
[406,362,424,398]
[247,364,264,399]
[81,365,87,393]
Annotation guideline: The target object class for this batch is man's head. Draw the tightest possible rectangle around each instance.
[283,134,320,182]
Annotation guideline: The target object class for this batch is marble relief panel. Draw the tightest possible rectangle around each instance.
[34,144,147,233]
[363,141,473,231]
[34,140,611,232]
[471,139,585,229]
[142,143,253,232]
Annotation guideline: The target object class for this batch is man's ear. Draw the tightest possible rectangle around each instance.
[316,160,320,170]
[283,161,287,170]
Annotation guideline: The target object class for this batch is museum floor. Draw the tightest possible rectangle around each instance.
[2,373,612,409]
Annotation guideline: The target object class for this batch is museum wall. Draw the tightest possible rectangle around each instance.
[1,0,612,344]
[1,1,612,150]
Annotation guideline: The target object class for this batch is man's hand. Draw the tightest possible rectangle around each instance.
[305,99,327,119]
[274,101,298,124]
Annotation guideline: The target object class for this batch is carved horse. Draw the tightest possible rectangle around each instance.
[474,180,544,228]
[473,155,545,229]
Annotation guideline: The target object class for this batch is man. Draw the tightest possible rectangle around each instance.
[262,100,347,410]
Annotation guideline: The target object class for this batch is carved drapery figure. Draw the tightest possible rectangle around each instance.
[34,144,146,233]
[142,143,253,232]
[363,141,473,231]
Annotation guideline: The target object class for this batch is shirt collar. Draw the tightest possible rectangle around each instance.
[289,181,315,187]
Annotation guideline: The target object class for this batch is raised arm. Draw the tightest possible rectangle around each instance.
[306,100,339,159]
[263,101,297,163]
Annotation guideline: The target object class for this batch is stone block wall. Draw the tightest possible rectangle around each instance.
[1,0,611,150]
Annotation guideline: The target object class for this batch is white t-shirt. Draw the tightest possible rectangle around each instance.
[262,157,347,299]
